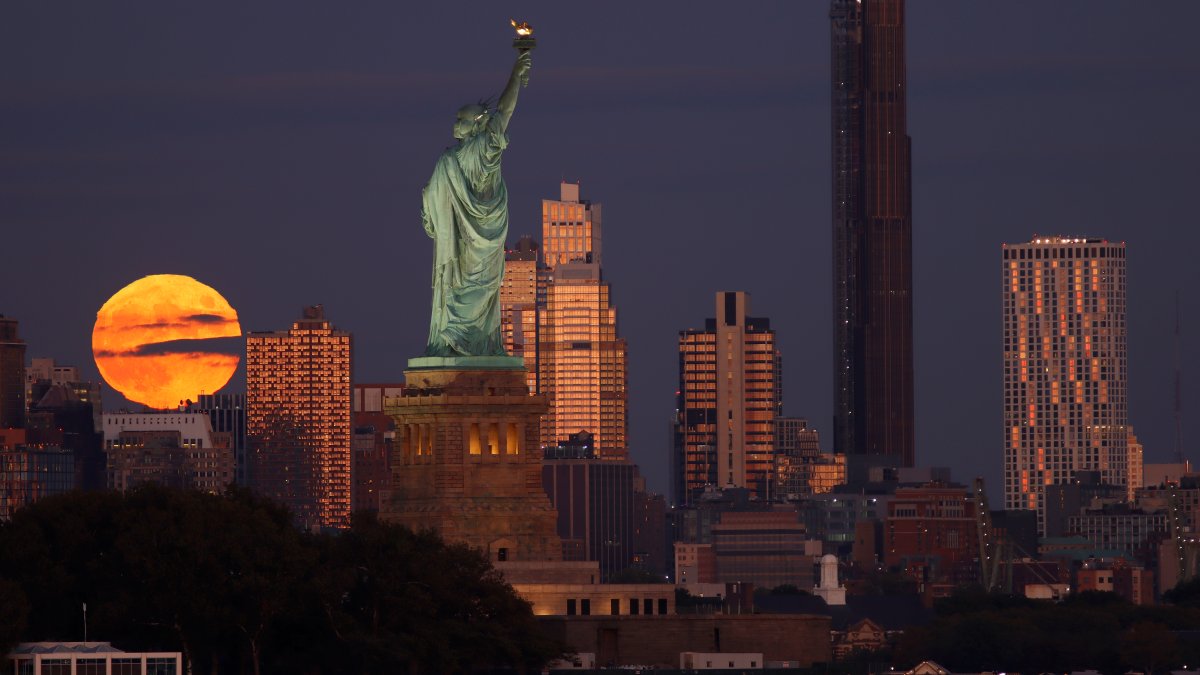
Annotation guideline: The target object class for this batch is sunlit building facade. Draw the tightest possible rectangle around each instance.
[774,417,823,500]
[501,235,541,392]
[676,292,782,503]
[831,0,915,479]
[1002,237,1128,533]
[246,305,352,530]
[543,182,601,269]
[538,263,627,459]
[810,454,847,495]
[537,182,627,459]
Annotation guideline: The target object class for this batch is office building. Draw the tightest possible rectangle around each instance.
[351,383,402,515]
[676,292,781,502]
[712,511,820,590]
[885,484,980,593]
[831,0,916,479]
[500,235,541,392]
[0,316,26,430]
[538,262,628,458]
[26,359,102,434]
[27,383,105,490]
[542,438,639,579]
[1068,506,1168,559]
[26,357,79,411]
[189,393,247,485]
[103,412,235,493]
[246,305,352,531]
[0,445,74,520]
[542,181,601,269]
[1003,237,1128,531]
[774,417,824,500]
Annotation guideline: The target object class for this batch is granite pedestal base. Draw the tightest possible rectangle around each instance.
[381,361,561,562]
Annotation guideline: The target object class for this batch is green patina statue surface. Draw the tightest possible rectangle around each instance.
[421,48,532,359]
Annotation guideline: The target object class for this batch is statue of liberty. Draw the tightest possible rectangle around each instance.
[421,38,532,358]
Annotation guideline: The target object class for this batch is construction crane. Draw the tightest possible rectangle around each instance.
[975,477,1060,596]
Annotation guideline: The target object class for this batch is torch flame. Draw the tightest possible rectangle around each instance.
[511,19,533,37]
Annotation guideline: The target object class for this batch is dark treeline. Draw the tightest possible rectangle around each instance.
[0,486,561,674]
[892,586,1200,674]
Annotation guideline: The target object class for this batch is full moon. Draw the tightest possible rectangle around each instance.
[92,274,241,410]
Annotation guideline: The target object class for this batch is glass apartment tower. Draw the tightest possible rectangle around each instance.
[246,305,352,530]
[1002,237,1128,532]
[831,0,915,478]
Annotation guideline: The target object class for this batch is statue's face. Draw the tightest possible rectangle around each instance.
[454,105,487,140]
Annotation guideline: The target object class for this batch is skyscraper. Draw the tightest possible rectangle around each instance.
[675,292,782,503]
[1003,237,1128,532]
[500,235,541,393]
[831,0,915,479]
[246,305,352,530]
[0,316,26,430]
[538,264,628,458]
[537,183,627,459]
[542,182,601,269]
[542,437,639,579]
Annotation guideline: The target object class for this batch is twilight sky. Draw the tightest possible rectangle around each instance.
[3,2,1199,496]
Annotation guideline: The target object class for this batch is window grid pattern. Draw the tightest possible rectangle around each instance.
[1001,238,1129,532]
[246,310,352,530]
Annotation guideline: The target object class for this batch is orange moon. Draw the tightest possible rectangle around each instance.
[92,274,241,410]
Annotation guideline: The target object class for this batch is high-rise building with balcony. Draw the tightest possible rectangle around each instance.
[831,0,915,480]
[1003,237,1128,532]
[675,292,782,503]
[0,316,26,430]
[246,305,352,531]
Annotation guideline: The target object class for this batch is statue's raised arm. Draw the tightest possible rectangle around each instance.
[495,51,531,134]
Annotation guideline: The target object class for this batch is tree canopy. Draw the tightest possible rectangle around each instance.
[0,486,561,674]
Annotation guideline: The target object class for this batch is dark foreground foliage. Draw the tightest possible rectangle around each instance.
[894,585,1200,674]
[0,486,561,674]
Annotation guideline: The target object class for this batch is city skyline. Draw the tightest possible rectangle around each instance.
[3,3,1199,496]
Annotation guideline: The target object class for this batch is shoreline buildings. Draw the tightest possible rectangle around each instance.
[831,0,916,481]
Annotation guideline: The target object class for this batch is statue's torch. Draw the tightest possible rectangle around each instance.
[511,19,535,87]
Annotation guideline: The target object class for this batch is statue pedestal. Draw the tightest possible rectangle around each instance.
[381,359,562,562]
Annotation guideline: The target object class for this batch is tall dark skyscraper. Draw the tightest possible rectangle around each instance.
[831,0,915,478]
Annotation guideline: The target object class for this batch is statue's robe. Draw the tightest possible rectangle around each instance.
[421,116,509,357]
